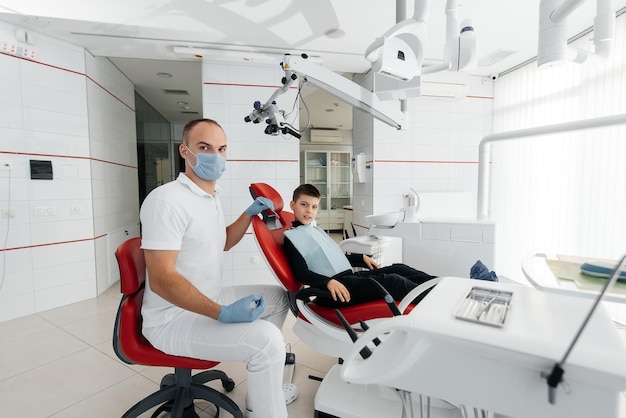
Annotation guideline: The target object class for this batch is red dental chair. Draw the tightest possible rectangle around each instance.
[112,236,243,418]
[248,183,436,358]
[249,183,445,418]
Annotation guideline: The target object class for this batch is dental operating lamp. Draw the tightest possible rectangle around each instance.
[365,0,476,80]
[364,4,427,82]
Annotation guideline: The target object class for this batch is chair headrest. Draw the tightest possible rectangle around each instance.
[249,183,284,213]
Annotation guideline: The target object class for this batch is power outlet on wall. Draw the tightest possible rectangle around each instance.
[21,48,37,60]
[2,42,17,54]
[1,208,16,218]
[1,41,37,60]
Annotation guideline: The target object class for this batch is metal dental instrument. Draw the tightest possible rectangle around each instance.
[475,296,496,320]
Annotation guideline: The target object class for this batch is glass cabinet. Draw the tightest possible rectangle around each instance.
[302,150,352,231]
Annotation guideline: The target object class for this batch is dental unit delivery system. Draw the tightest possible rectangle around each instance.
[338,275,626,418]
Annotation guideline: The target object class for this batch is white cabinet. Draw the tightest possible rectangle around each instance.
[302,150,351,231]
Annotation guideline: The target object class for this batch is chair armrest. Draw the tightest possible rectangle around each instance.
[397,277,441,314]
[294,286,333,302]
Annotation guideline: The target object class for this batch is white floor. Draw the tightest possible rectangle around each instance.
[0,283,338,417]
[2,283,626,417]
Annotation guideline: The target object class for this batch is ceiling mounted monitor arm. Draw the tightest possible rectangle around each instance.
[538,0,615,68]
[366,0,476,80]
[422,0,477,75]
[285,55,404,129]
[445,0,477,72]
[244,54,404,137]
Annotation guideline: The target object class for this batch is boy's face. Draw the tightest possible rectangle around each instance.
[290,194,320,225]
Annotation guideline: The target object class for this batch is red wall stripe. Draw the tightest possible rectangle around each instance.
[0,51,135,112]
[0,151,138,169]
[0,234,107,252]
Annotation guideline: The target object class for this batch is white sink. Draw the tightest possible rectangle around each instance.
[365,211,404,227]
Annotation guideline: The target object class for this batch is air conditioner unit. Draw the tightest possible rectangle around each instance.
[310,129,342,143]
[373,72,469,100]
[420,72,469,98]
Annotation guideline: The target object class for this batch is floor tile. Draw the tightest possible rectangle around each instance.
[5,280,626,418]
[0,327,88,380]
[48,374,158,418]
[290,339,337,376]
[1,346,136,416]
[60,309,118,346]
[37,296,118,328]
[0,313,55,345]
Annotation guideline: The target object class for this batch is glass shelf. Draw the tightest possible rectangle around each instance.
[303,150,352,229]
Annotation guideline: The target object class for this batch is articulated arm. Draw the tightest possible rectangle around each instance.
[244,1,480,138]
[244,54,405,137]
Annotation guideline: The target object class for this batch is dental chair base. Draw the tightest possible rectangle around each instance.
[314,364,462,418]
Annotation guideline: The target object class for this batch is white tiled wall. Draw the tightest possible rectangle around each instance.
[201,61,300,287]
[0,22,138,322]
[7,12,623,323]
[352,72,494,233]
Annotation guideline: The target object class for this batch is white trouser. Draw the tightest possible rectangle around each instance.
[143,284,290,418]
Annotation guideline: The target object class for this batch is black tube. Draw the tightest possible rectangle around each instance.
[366,277,402,316]
[335,309,372,359]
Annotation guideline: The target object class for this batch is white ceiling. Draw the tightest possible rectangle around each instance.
[1,0,624,128]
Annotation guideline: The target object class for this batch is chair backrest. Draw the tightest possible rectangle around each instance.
[115,236,145,295]
[249,183,419,326]
[249,183,302,293]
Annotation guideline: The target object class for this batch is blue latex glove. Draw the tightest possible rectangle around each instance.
[246,196,274,216]
[218,295,265,323]
[470,260,498,282]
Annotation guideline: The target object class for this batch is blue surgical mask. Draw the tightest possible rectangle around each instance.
[185,146,226,180]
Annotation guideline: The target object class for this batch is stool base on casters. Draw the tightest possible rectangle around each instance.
[122,368,242,418]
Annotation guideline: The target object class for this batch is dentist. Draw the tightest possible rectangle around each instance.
[140,118,290,418]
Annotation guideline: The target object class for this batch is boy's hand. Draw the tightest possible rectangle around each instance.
[363,255,380,269]
[327,279,350,303]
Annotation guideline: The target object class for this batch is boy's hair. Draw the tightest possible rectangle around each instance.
[293,184,320,201]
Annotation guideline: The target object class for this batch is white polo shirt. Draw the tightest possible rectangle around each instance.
[140,173,226,328]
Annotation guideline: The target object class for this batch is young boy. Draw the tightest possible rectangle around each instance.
[283,184,436,307]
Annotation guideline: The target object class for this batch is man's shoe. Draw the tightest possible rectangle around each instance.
[245,383,297,417]
[283,383,298,405]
